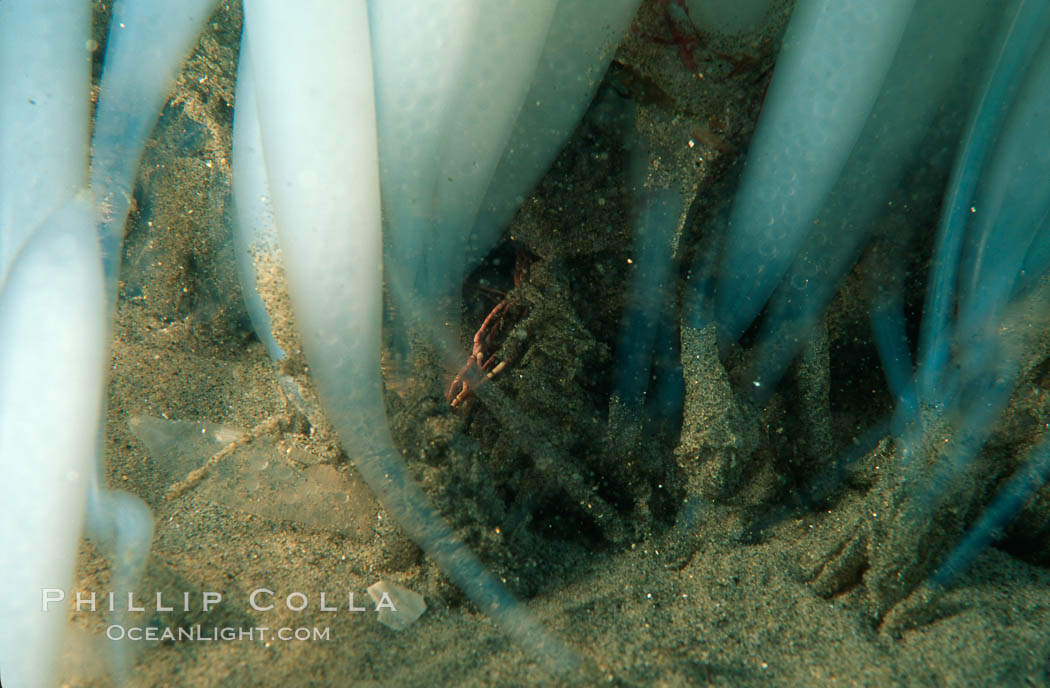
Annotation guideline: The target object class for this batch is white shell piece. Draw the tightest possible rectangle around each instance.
[367,580,426,631]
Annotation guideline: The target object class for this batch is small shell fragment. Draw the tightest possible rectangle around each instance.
[367,580,426,631]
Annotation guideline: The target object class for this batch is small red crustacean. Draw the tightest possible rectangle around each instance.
[446,248,532,408]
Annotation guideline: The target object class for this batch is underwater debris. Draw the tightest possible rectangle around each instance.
[367,580,427,632]
[129,414,380,539]
[675,325,759,501]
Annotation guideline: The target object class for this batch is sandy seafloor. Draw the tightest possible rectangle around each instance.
[62,1,1050,686]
